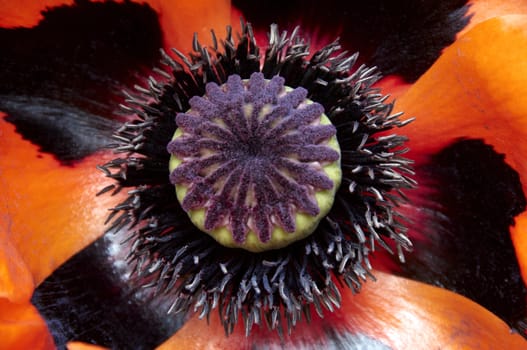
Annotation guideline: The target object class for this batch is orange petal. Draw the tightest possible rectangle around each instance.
[156,313,247,350]
[157,272,526,349]
[460,0,527,36]
[0,299,55,350]
[0,115,123,285]
[137,0,235,52]
[374,75,413,103]
[398,15,527,282]
[341,272,526,349]
[0,0,73,28]
[0,228,34,303]
[380,0,527,101]
[67,341,109,350]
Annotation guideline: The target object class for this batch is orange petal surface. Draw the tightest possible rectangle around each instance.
[157,272,526,349]
[136,0,235,52]
[374,75,413,103]
[0,0,73,28]
[0,227,33,303]
[378,0,527,107]
[461,0,527,36]
[0,115,123,286]
[67,341,109,350]
[398,15,527,283]
[0,299,55,350]
[340,273,526,349]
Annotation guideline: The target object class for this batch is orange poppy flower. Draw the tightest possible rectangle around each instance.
[1,1,527,349]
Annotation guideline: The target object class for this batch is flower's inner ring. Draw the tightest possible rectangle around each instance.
[167,73,342,252]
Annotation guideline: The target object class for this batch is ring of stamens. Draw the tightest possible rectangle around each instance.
[101,23,415,337]
[168,72,342,252]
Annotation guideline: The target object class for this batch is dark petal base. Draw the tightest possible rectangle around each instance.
[0,1,163,163]
[234,0,470,81]
[1,96,116,164]
[32,238,184,350]
[402,139,527,337]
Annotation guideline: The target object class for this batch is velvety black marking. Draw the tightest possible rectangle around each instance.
[0,0,162,161]
[402,139,527,334]
[233,0,470,81]
[1,96,116,164]
[31,238,184,350]
[169,73,338,243]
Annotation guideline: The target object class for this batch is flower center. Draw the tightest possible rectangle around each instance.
[237,136,266,157]
[101,23,415,336]
[167,72,342,252]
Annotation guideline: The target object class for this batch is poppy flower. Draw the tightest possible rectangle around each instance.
[1,0,527,349]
